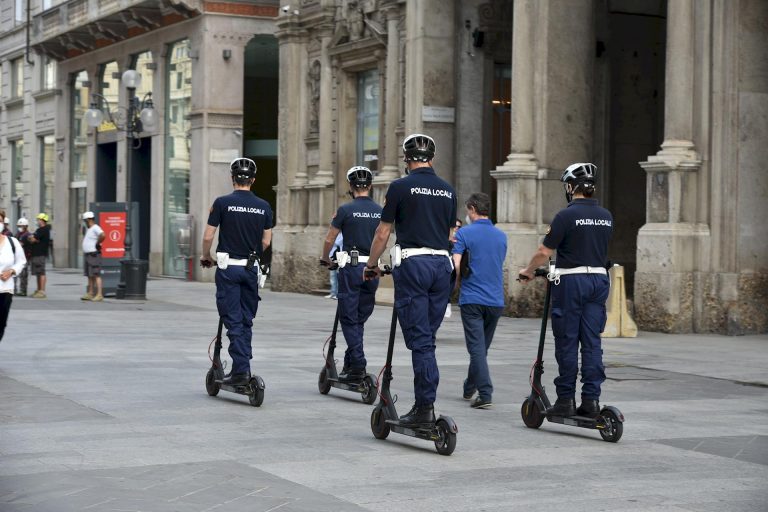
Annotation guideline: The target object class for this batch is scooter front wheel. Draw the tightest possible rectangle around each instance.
[318,367,331,395]
[205,369,220,397]
[370,404,390,440]
[521,398,544,428]
[361,375,377,405]
[598,409,623,442]
[434,419,457,456]
[248,376,265,407]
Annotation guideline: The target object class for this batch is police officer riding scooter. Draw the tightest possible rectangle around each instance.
[366,133,458,437]
[320,166,383,383]
[201,157,273,390]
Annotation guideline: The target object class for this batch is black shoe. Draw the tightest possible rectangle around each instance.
[470,397,492,409]
[398,404,435,426]
[576,399,600,418]
[462,389,476,400]
[222,372,250,386]
[338,367,365,382]
[547,397,576,417]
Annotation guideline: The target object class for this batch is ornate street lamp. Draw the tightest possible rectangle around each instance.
[85,68,156,299]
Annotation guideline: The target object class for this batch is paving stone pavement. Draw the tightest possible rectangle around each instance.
[0,269,766,512]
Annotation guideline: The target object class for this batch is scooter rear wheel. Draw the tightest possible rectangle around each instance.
[521,398,544,428]
[370,404,390,439]
[318,367,331,395]
[248,376,265,407]
[205,369,220,397]
[434,419,457,456]
[598,409,623,442]
[361,375,377,404]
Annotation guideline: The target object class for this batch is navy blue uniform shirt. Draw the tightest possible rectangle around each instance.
[542,198,613,268]
[451,219,507,307]
[381,167,457,250]
[207,190,273,259]
[331,196,382,255]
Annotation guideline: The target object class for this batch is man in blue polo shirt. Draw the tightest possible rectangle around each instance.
[321,166,382,381]
[365,133,457,426]
[519,162,612,418]
[451,192,507,409]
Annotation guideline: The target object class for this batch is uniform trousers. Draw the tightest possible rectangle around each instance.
[337,264,378,369]
[392,255,453,406]
[215,265,260,374]
[550,273,609,400]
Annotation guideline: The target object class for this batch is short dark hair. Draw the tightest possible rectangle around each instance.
[465,193,491,217]
[233,176,255,187]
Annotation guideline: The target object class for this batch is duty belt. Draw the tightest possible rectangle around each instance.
[401,248,450,258]
[548,265,607,285]
[336,251,373,268]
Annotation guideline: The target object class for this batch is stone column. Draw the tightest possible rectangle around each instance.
[636,0,704,332]
[496,0,595,316]
[275,14,308,226]
[378,2,401,181]
[490,0,538,226]
[310,25,334,185]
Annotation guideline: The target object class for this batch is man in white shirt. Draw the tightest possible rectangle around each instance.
[81,211,105,302]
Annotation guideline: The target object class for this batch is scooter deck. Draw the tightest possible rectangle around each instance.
[546,413,603,429]
[385,420,441,440]
[328,378,367,392]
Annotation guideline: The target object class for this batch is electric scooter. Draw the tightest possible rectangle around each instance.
[200,258,266,406]
[317,302,378,404]
[205,317,266,406]
[519,266,624,442]
[369,268,458,455]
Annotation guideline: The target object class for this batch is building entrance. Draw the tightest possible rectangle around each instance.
[243,35,279,220]
[601,1,667,295]
[96,142,117,202]
[130,138,152,260]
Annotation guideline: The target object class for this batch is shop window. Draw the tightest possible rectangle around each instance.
[357,69,379,172]
[71,70,89,182]
[40,135,55,215]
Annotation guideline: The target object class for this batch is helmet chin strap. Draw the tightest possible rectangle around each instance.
[564,183,574,203]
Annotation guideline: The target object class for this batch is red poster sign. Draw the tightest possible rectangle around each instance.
[99,212,126,259]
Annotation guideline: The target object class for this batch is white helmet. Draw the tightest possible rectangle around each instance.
[346,166,373,188]
[82,211,95,220]
[561,163,597,202]
[17,217,29,227]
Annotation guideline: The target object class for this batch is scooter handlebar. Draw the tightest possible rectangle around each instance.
[517,267,548,281]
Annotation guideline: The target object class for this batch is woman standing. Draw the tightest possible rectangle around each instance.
[0,224,27,342]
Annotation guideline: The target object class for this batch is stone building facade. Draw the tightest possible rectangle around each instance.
[272,0,768,334]
[18,0,279,277]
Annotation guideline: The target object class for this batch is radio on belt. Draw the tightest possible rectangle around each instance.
[350,248,359,266]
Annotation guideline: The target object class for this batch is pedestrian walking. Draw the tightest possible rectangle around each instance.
[519,162,613,418]
[28,213,51,299]
[320,166,382,382]
[451,193,507,409]
[0,224,26,342]
[14,218,32,297]
[200,157,273,387]
[365,133,457,426]
[81,211,105,302]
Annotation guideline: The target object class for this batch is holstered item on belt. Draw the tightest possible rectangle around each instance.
[389,244,402,268]
[336,251,350,268]
[246,250,258,271]
[216,252,229,269]
[350,249,359,266]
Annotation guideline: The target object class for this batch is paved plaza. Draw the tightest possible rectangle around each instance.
[0,269,766,512]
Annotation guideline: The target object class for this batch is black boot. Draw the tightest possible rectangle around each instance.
[398,403,435,426]
[222,372,250,386]
[339,367,365,382]
[547,397,576,417]
[576,399,600,418]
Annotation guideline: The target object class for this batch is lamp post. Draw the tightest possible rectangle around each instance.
[85,69,157,299]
